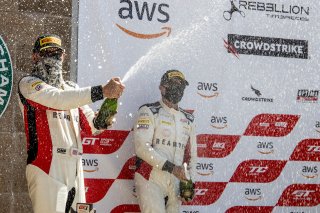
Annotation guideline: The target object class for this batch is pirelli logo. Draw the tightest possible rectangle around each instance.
[227,34,308,59]
[40,37,61,46]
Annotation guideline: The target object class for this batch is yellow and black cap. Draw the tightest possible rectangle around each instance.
[160,70,189,86]
[33,34,64,53]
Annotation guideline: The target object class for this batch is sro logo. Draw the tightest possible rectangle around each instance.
[212,142,225,149]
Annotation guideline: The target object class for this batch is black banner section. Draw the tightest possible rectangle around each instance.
[228,34,308,59]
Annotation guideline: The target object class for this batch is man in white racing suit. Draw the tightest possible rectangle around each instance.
[18,34,125,213]
[134,70,197,213]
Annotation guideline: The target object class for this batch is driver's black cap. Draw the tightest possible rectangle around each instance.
[160,70,189,86]
[33,34,64,53]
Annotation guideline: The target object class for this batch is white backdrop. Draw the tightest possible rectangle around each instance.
[78,0,320,212]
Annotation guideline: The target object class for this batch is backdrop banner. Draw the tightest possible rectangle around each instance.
[78,0,320,212]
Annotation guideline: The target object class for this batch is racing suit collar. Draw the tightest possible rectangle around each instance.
[160,99,179,115]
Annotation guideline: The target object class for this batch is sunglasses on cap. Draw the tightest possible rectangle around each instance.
[39,48,65,58]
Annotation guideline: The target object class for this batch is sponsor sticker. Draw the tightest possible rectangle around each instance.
[226,34,308,59]
[137,119,150,125]
[40,37,61,46]
[161,120,172,125]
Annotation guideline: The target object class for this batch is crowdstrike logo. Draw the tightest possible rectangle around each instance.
[242,85,274,103]
[116,0,171,39]
[226,34,308,59]
[224,0,310,22]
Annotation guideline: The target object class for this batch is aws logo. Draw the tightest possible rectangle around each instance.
[244,188,262,201]
[211,116,227,129]
[117,0,171,39]
[196,163,214,176]
[301,166,318,179]
[197,82,219,98]
[257,141,274,154]
[82,158,99,173]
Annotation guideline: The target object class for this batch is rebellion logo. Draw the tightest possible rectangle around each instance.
[117,0,171,39]
[296,89,319,103]
[0,36,13,118]
[197,82,219,98]
[224,0,310,22]
[242,85,273,103]
[225,34,308,59]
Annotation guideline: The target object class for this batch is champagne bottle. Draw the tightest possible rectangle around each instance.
[179,163,195,202]
[94,98,118,129]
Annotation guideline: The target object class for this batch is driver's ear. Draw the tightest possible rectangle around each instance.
[32,52,41,63]
[159,85,166,96]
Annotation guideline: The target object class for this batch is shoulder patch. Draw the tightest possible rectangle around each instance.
[20,76,46,91]
[179,108,194,123]
[139,101,161,114]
